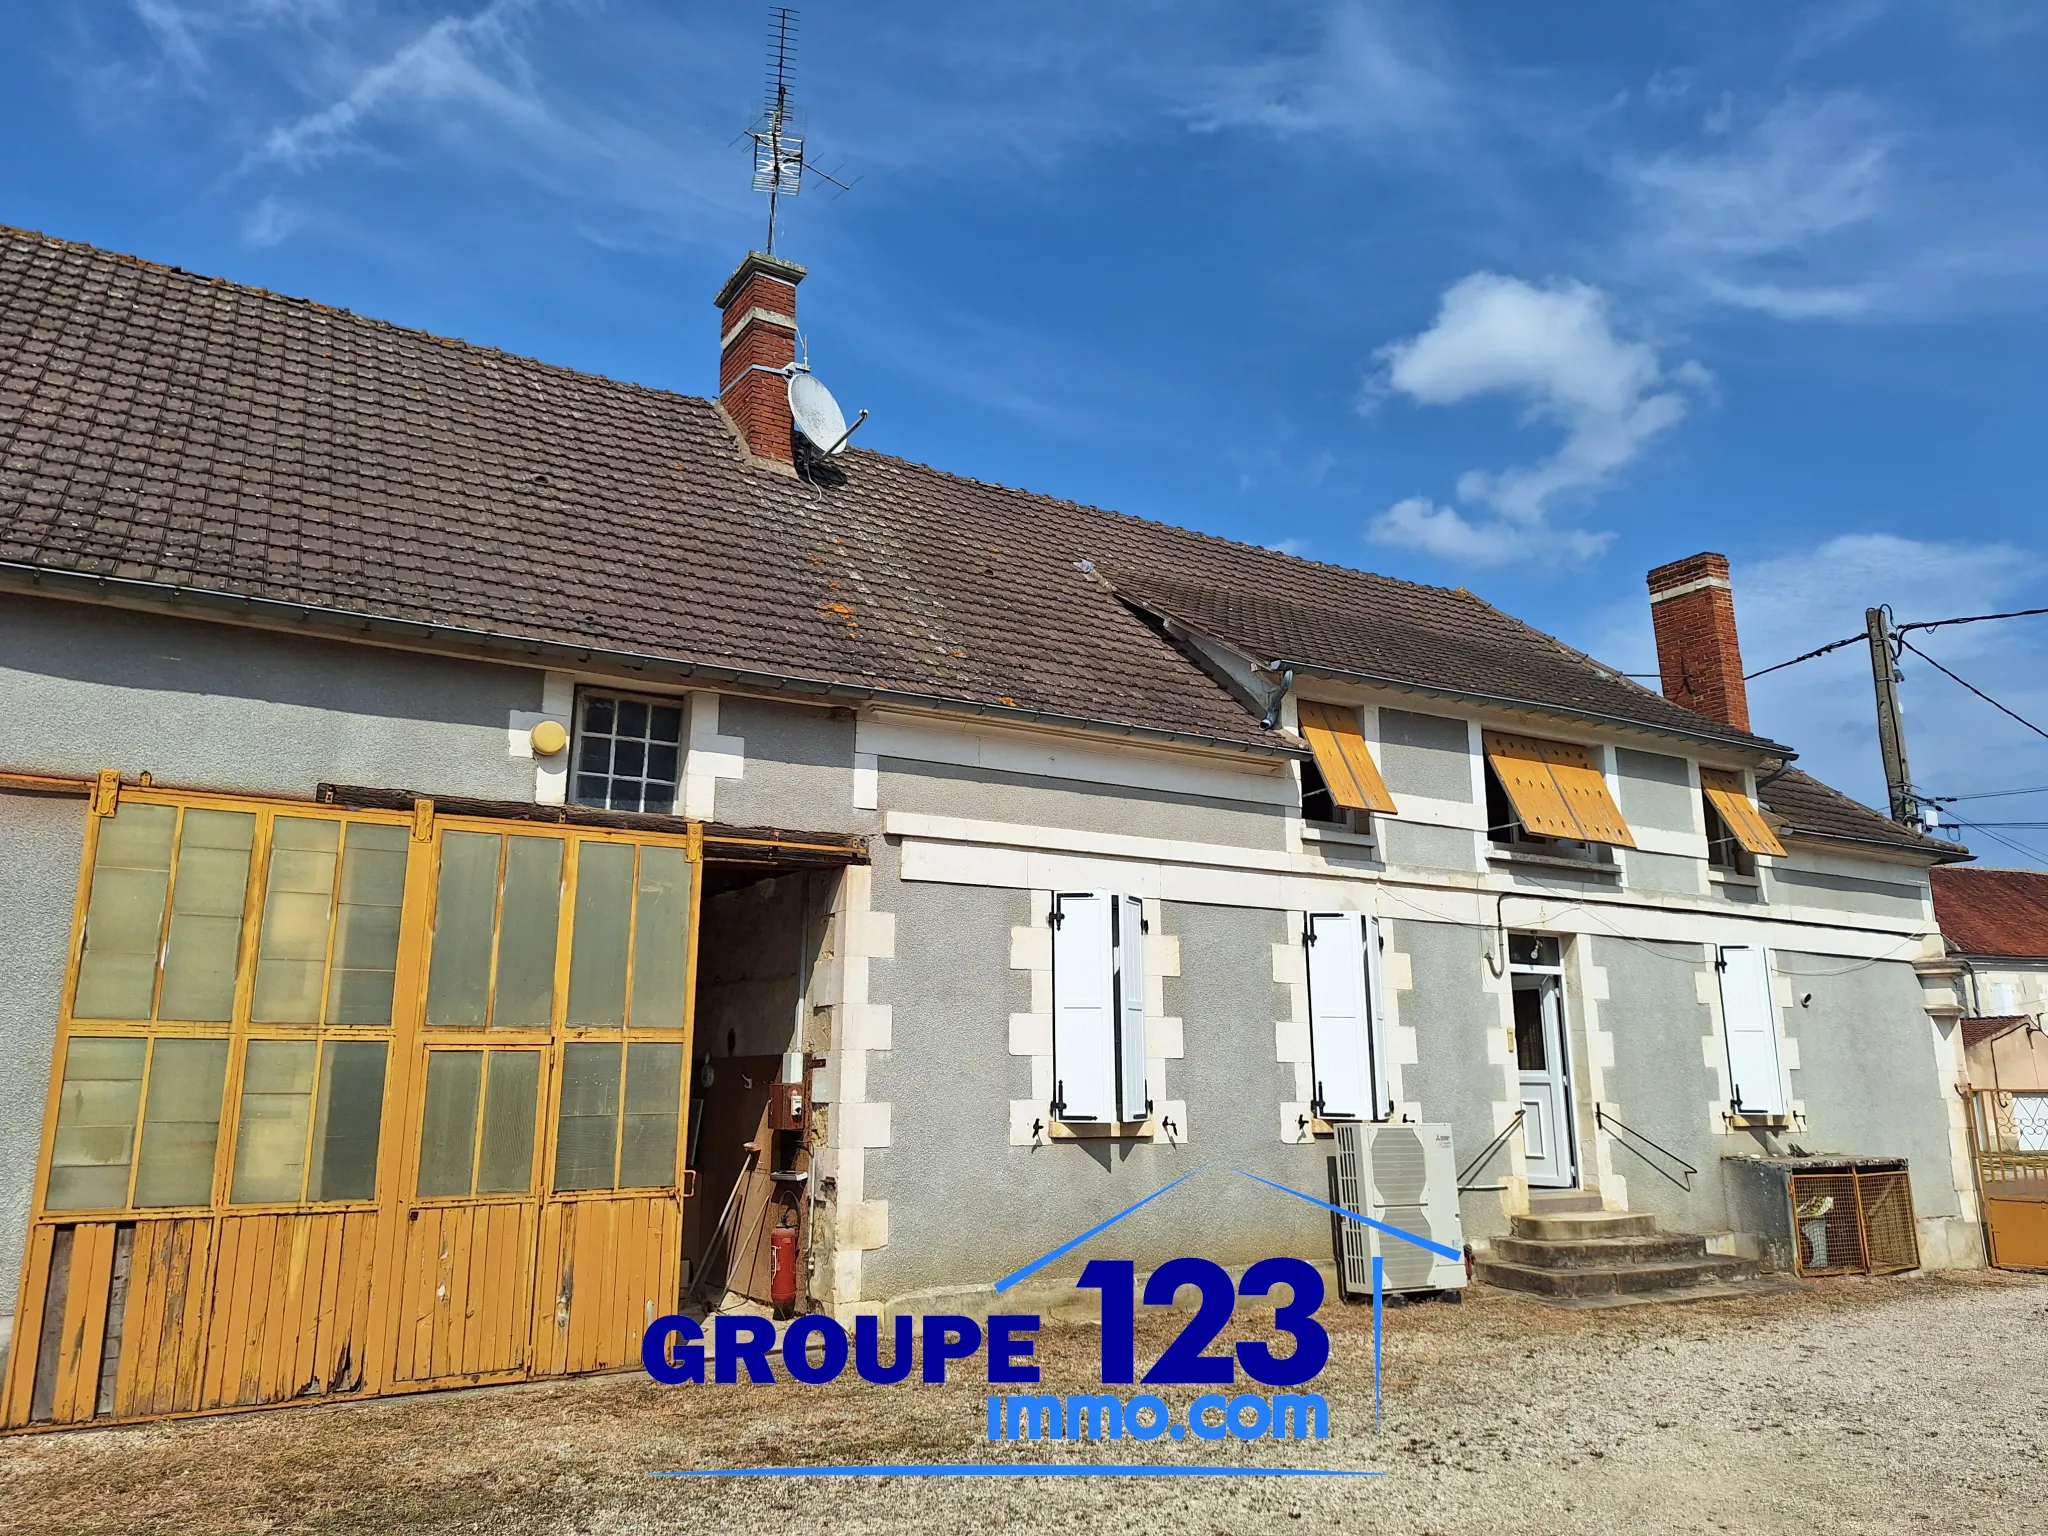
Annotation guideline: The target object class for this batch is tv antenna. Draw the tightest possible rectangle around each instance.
[746,8,852,254]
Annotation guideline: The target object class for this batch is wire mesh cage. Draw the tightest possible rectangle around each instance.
[1789,1169,1919,1276]
[1790,1172,1866,1276]
[1857,1169,1919,1274]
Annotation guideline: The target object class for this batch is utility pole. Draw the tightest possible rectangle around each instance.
[1866,606,1915,824]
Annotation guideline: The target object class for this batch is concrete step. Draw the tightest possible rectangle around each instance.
[1490,1232,1711,1269]
[1475,1253,1756,1298]
[1525,1192,1606,1214]
[1510,1210,1660,1242]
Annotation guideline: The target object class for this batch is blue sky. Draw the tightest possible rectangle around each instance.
[6,1,2047,861]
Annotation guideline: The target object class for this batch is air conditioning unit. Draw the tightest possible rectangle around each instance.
[1332,1121,1466,1299]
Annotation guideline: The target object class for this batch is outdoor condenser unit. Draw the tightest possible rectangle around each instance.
[1332,1121,1466,1299]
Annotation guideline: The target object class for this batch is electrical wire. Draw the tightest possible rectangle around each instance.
[1940,811,2048,865]
[1743,634,1863,681]
[1896,636,2048,746]
[1742,603,2048,682]
[1897,604,2048,637]
[1925,785,2048,803]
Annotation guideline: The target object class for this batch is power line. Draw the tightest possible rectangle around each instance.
[1744,603,2048,681]
[1941,811,2048,865]
[1897,604,2048,637]
[1744,634,1862,680]
[1925,784,2048,803]
[1896,636,2048,746]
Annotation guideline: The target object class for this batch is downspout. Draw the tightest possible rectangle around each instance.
[1754,754,1795,790]
[1260,667,1295,731]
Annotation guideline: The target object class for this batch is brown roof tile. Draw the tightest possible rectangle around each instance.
[0,226,1955,856]
[1932,866,2048,956]
[1758,769,1965,861]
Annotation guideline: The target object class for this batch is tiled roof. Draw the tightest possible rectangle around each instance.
[1758,770,1966,861]
[0,224,1798,764]
[1932,866,2048,956]
[1960,1016,2033,1051]
[1112,570,1783,751]
[0,223,1952,870]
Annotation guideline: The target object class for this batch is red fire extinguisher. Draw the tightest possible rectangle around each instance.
[770,1223,798,1312]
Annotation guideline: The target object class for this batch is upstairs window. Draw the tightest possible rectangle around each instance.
[1703,798,1754,876]
[1295,700,1396,837]
[573,693,683,814]
[1699,769,1785,877]
[1482,731,1634,862]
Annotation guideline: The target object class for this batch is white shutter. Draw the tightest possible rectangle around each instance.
[1364,913,1390,1121]
[1718,945,1786,1116]
[1306,913,1373,1121]
[1113,895,1150,1122]
[1051,893,1116,1122]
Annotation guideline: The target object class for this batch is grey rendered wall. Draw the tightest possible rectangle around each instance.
[1627,849,1703,897]
[1778,952,1961,1218]
[1615,748,1695,833]
[1770,864,1929,921]
[1390,919,1512,1239]
[861,854,1327,1298]
[0,795,87,1326]
[712,697,868,835]
[1589,937,1732,1234]
[1379,820,1477,871]
[879,759,1288,849]
[1378,710,1472,801]
[1,594,542,799]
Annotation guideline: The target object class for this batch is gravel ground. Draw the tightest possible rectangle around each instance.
[2,1268,2044,1535]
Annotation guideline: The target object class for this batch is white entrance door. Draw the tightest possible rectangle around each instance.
[1513,973,1576,1189]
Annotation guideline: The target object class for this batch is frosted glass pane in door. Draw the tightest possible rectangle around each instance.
[74,803,177,1020]
[157,810,256,1022]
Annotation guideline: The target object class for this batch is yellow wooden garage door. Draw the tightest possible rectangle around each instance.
[3,788,699,1430]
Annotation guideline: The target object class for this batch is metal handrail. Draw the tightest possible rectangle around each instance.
[1457,1109,1525,1192]
[1594,1103,1699,1192]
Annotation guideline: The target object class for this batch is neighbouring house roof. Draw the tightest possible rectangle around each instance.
[1961,1015,2035,1052]
[1933,866,2048,957]
[1756,769,1966,862]
[0,226,1964,863]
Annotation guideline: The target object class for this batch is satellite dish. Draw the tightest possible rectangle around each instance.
[788,370,863,456]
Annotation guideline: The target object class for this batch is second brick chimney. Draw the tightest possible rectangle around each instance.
[1648,551,1751,731]
[715,250,807,468]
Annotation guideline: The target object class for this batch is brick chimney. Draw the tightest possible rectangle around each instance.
[1647,551,1751,731]
[714,250,807,467]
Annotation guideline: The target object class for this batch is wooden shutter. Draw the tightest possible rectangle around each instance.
[1700,769,1787,857]
[1305,913,1375,1121]
[1113,896,1150,1122]
[1717,945,1787,1116]
[1297,701,1398,815]
[1482,731,1637,848]
[1051,893,1117,1122]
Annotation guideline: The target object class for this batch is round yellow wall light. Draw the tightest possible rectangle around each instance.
[529,719,570,757]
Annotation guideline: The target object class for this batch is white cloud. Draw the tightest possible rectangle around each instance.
[240,194,296,245]
[1621,92,1892,318]
[254,0,548,169]
[1367,272,1704,566]
[1187,2,1463,146]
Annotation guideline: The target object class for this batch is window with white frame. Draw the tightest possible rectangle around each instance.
[572,693,684,813]
[1717,944,1787,1117]
[1049,891,1149,1124]
[1303,912,1391,1122]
